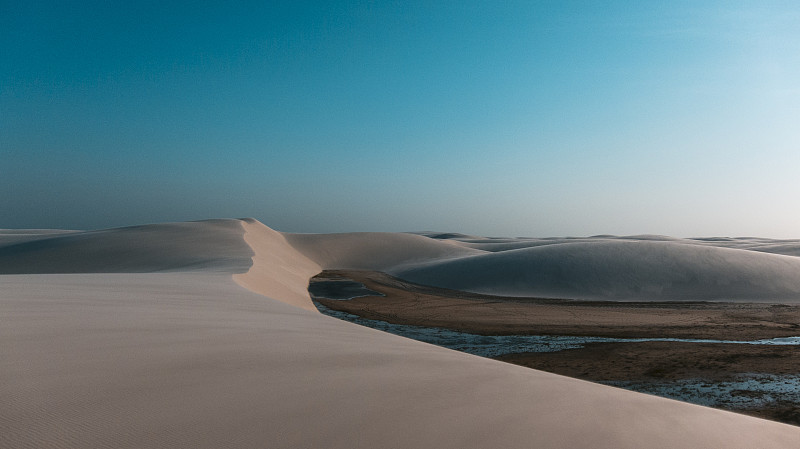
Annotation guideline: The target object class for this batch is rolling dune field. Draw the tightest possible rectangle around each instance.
[3,219,800,448]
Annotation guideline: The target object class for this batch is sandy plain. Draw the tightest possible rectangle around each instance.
[3,219,800,448]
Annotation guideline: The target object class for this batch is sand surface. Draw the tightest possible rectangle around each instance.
[395,239,800,301]
[3,219,800,448]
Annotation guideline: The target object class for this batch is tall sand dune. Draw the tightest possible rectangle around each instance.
[233,219,321,311]
[426,232,800,257]
[3,219,800,448]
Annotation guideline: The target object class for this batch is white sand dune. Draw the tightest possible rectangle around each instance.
[233,219,321,311]
[417,232,800,257]
[0,219,252,273]
[284,230,481,271]
[750,243,800,257]
[394,240,800,301]
[3,219,800,448]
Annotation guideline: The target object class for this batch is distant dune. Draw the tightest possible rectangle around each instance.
[284,230,479,271]
[285,230,800,302]
[2,219,800,448]
[0,219,253,273]
[393,239,800,301]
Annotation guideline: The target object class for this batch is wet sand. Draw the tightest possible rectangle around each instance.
[312,270,800,426]
[312,270,800,340]
[498,343,800,425]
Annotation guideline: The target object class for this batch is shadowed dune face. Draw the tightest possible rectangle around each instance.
[284,231,481,272]
[0,219,253,274]
[414,233,800,256]
[284,229,800,303]
[392,240,800,302]
[0,229,81,246]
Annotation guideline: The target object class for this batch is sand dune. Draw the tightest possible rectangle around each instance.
[395,238,800,302]
[750,243,800,257]
[285,230,481,271]
[0,219,252,274]
[3,219,800,448]
[421,232,800,257]
[233,219,321,311]
[0,228,80,246]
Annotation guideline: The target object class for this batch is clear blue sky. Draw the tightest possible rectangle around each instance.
[2,1,799,237]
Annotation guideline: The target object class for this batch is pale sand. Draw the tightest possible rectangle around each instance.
[2,219,800,448]
[233,219,321,312]
[394,239,800,301]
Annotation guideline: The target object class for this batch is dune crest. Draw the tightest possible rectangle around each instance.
[233,219,321,311]
[0,219,253,274]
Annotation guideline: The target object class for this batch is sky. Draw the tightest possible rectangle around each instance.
[2,1,800,237]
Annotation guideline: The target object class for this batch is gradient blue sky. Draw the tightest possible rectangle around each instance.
[2,1,800,237]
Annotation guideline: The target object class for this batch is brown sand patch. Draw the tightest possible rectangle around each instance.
[496,342,800,382]
[312,270,800,340]
[497,342,800,425]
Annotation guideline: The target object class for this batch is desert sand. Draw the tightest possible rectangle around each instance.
[3,218,800,448]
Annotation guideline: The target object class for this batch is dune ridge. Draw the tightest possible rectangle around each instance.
[393,239,800,302]
[3,218,800,448]
[233,219,321,311]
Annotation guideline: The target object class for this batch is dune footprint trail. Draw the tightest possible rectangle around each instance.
[2,219,800,448]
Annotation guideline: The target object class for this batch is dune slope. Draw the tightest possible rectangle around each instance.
[0,219,253,274]
[394,239,800,301]
[284,231,481,271]
[233,219,321,311]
